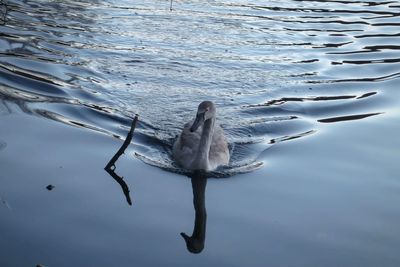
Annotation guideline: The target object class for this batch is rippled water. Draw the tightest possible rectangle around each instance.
[1,0,400,266]
[2,0,399,175]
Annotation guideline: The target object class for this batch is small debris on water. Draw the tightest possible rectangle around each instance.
[0,196,12,210]
[46,185,55,191]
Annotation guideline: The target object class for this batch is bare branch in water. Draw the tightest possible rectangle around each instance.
[105,114,138,170]
[105,167,132,205]
[104,114,138,206]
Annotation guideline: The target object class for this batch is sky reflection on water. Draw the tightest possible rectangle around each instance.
[1,0,400,266]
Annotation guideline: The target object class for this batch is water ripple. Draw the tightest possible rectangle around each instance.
[0,0,397,176]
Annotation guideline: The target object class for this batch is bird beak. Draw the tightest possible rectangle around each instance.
[180,232,190,242]
[180,232,204,253]
[190,112,204,132]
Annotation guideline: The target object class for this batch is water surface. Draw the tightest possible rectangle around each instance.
[1,0,400,266]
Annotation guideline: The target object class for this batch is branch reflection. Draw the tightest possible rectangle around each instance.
[105,166,132,206]
[105,150,208,253]
[104,115,137,206]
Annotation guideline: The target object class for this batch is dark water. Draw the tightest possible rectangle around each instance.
[1,0,400,266]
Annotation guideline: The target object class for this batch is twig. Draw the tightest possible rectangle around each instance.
[170,0,173,11]
[105,168,132,205]
[104,114,138,206]
[105,114,139,170]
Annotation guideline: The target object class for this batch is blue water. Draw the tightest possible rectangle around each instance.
[1,0,400,266]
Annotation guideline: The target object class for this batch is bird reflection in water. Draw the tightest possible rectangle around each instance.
[104,114,208,253]
[181,171,207,254]
[105,161,208,253]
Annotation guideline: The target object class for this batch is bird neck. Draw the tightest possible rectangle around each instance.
[193,117,215,170]
[191,176,207,243]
